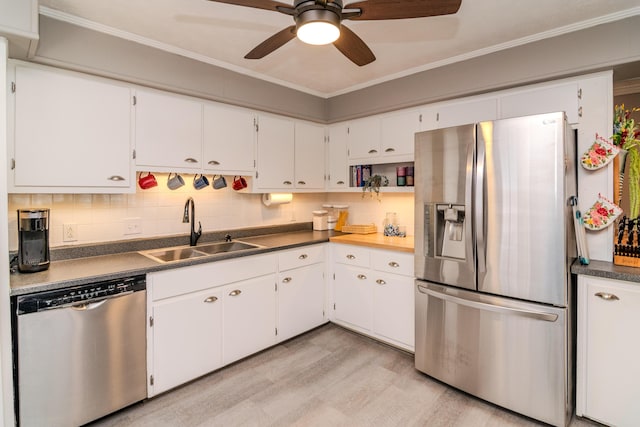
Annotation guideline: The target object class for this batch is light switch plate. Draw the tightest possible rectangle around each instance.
[124,217,142,235]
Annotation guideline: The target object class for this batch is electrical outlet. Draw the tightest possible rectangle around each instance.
[63,223,78,242]
[124,217,142,235]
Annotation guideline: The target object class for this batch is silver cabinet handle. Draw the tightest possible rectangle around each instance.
[357,274,367,280]
[388,261,400,268]
[204,296,218,303]
[298,181,306,185]
[108,175,125,181]
[376,279,386,285]
[208,160,220,165]
[595,292,620,301]
[368,149,378,154]
[282,277,292,283]
[229,290,242,296]
[346,254,356,260]
[298,254,308,260]
[283,180,292,185]
[184,158,198,163]
[384,148,395,153]
[337,180,345,185]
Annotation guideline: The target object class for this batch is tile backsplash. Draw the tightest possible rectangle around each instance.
[7,173,415,251]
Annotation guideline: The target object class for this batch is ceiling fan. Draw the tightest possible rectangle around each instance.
[207,0,462,66]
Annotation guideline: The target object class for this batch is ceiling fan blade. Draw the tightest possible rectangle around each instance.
[344,0,461,20]
[207,0,294,14]
[333,25,376,66]
[245,26,297,59]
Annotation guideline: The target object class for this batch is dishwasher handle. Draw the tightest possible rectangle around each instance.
[56,290,136,312]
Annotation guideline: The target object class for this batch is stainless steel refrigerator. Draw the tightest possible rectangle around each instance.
[414,112,576,427]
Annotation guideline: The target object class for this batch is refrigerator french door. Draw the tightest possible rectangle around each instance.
[414,112,575,427]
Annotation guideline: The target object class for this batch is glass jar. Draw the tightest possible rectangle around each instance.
[383,212,399,236]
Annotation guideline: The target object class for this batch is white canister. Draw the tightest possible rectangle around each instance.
[312,210,329,230]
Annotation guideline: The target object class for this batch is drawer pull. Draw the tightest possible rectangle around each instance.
[346,254,356,260]
[388,261,400,268]
[184,157,199,163]
[298,181,306,185]
[208,160,220,165]
[108,175,126,181]
[204,296,218,303]
[229,290,242,297]
[368,149,378,154]
[282,277,292,283]
[384,148,395,153]
[376,279,386,285]
[357,274,367,280]
[298,254,308,260]
[283,180,292,185]
[595,292,619,301]
[337,180,345,185]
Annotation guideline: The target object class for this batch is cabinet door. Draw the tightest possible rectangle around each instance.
[347,116,381,162]
[333,263,372,331]
[223,274,277,364]
[579,276,640,426]
[134,89,202,171]
[255,115,295,190]
[327,124,349,189]
[294,121,326,189]
[277,263,326,342]
[203,103,255,174]
[500,82,579,124]
[437,97,498,128]
[13,65,132,190]
[151,288,223,396]
[380,110,420,159]
[372,271,414,349]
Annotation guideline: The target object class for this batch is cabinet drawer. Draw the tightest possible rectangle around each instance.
[150,253,277,301]
[371,250,414,277]
[279,244,325,271]
[332,244,370,267]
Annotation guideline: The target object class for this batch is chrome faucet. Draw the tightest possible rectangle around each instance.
[182,197,202,246]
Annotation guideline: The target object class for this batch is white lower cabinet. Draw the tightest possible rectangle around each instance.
[147,245,327,396]
[222,274,277,365]
[151,287,223,396]
[332,244,414,351]
[577,275,640,427]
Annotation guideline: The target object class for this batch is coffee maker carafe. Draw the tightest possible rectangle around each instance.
[17,209,50,273]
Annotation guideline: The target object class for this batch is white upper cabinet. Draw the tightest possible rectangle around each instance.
[10,64,133,193]
[327,123,349,189]
[436,97,499,128]
[500,82,580,124]
[134,89,203,173]
[294,121,326,189]
[254,114,295,190]
[380,109,421,161]
[203,103,255,175]
[347,116,381,163]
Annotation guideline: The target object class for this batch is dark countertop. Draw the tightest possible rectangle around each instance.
[10,229,337,296]
[571,259,640,284]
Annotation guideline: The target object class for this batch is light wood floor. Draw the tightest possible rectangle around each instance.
[90,323,601,427]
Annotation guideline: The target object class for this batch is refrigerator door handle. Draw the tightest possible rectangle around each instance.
[475,124,486,274]
[465,134,475,269]
[417,285,559,322]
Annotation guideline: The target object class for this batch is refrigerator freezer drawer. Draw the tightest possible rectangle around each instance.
[415,282,572,427]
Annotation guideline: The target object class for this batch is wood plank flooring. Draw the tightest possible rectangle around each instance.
[89,324,601,427]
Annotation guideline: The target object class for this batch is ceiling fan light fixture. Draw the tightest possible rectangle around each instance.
[296,9,340,45]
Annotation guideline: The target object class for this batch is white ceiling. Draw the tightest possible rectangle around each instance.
[39,0,640,97]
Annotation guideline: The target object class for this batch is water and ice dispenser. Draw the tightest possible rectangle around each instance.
[432,204,466,260]
[17,209,50,273]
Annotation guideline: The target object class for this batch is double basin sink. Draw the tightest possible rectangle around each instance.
[140,240,264,263]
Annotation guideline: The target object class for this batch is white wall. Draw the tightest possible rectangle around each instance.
[7,175,416,250]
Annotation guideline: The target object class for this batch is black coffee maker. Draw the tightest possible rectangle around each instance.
[17,209,50,273]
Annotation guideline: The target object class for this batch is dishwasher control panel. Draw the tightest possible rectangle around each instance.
[17,275,146,314]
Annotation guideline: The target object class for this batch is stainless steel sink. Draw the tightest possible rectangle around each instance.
[139,240,263,263]
[142,247,206,263]
[196,241,261,255]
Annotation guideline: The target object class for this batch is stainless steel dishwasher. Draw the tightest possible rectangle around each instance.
[16,275,147,427]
